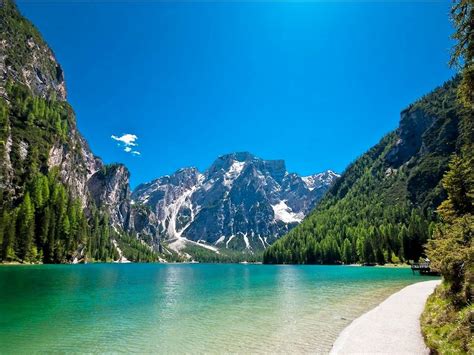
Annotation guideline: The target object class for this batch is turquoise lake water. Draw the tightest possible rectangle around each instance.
[0,264,437,353]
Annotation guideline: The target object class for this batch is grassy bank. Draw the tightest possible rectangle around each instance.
[421,283,473,354]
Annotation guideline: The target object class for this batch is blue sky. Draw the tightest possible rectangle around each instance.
[18,1,455,188]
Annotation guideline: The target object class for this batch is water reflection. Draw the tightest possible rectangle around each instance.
[161,265,186,308]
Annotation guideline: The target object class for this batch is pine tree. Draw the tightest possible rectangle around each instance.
[399,225,410,261]
[363,237,374,263]
[437,155,473,219]
[26,146,39,178]
[450,0,474,108]
[341,238,352,264]
[0,211,7,260]
[4,211,17,261]
[427,154,473,299]
[17,193,36,262]
[45,208,56,263]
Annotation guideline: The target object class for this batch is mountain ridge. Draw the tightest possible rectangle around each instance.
[0,0,160,263]
[263,77,465,265]
[0,1,338,263]
[132,151,339,254]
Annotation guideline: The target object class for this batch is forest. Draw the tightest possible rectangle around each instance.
[420,0,473,352]
[264,79,464,265]
[0,82,159,263]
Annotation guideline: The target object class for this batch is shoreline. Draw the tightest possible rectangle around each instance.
[330,280,441,354]
[1,260,413,267]
[346,263,411,268]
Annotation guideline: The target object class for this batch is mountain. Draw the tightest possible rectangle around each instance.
[0,0,159,263]
[0,1,336,263]
[263,78,466,264]
[132,152,339,253]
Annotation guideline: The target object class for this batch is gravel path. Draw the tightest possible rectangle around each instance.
[330,280,441,355]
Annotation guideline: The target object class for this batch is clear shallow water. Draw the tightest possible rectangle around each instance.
[0,264,437,353]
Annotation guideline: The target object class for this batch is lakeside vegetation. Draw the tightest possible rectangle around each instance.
[421,1,473,353]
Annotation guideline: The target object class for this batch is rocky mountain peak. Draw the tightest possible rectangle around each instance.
[207,152,253,176]
[169,167,202,186]
[222,151,255,162]
[302,170,340,191]
[1,0,67,101]
[261,159,287,182]
[132,152,339,252]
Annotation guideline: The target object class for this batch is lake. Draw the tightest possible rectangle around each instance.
[0,264,437,353]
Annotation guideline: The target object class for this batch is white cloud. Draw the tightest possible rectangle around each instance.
[111,134,137,146]
[111,133,141,156]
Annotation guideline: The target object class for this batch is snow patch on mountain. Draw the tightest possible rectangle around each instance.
[164,183,198,238]
[302,170,340,191]
[167,236,220,254]
[243,233,250,249]
[226,235,235,248]
[215,235,226,245]
[272,200,304,223]
[223,160,246,188]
